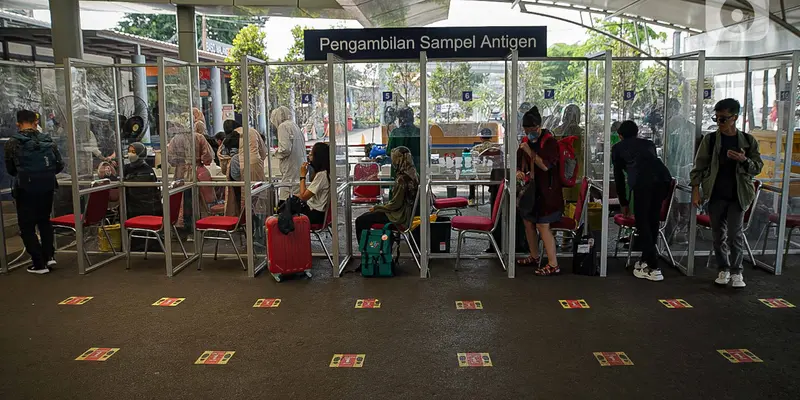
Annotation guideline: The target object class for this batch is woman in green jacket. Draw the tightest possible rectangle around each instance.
[355,146,419,240]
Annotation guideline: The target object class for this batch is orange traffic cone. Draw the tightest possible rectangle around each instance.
[360,133,366,145]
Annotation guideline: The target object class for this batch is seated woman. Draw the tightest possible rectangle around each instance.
[354,146,419,240]
[296,142,330,226]
[124,142,162,251]
[517,106,564,276]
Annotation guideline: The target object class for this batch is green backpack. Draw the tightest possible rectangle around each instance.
[359,224,396,277]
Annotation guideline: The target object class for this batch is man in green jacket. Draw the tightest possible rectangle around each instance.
[690,98,763,289]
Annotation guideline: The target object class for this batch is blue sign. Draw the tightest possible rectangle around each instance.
[462,91,473,102]
[301,94,313,104]
[780,90,791,101]
[703,89,712,99]
[382,91,393,102]
[544,89,555,99]
[623,91,635,101]
[303,26,547,61]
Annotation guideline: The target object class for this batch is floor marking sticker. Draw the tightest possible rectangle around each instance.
[659,299,693,309]
[152,297,185,307]
[457,353,493,367]
[195,351,235,365]
[253,298,281,308]
[75,347,119,361]
[593,352,633,366]
[759,298,795,308]
[718,349,763,363]
[330,354,365,368]
[455,300,483,310]
[355,299,381,309]
[559,299,590,309]
[59,296,93,305]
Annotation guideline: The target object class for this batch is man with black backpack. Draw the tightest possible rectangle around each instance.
[4,110,64,274]
[690,99,762,289]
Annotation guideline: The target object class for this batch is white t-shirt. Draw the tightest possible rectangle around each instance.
[306,171,330,212]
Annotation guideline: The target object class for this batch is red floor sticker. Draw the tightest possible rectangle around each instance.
[718,349,763,363]
[330,354,365,368]
[457,353,493,367]
[195,351,235,365]
[593,352,634,366]
[152,297,185,307]
[560,299,590,309]
[455,301,483,310]
[75,347,119,361]
[659,299,693,309]
[59,296,93,305]
[355,299,381,309]
[253,298,281,308]
[759,298,795,308]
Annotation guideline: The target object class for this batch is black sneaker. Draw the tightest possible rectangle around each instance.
[27,265,50,275]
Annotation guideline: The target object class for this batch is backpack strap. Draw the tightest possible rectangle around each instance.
[707,132,716,156]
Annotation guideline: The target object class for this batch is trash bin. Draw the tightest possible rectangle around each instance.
[98,224,122,252]
[412,216,452,253]
[446,186,458,198]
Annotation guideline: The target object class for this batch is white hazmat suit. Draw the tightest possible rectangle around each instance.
[271,106,306,201]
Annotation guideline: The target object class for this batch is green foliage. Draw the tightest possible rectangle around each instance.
[429,62,485,122]
[224,25,267,112]
[386,63,420,106]
[115,13,267,45]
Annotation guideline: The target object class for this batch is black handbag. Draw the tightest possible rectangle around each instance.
[517,181,536,220]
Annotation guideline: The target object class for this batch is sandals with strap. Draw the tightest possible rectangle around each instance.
[517,255,541,266]
[535,264,561,276]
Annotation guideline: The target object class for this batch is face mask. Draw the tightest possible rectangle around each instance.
[527,133,537,142]
[128,153,139,163]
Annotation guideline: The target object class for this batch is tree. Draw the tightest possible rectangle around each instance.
[386,63,420,107]
[116,14,267,45]
[429,62,484,122]
[225,25,267,114]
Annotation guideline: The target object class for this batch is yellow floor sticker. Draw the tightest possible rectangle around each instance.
[253,298,281,308]
[355,299,381,309]
[758,298,795,308]
[559,299,590,309]
[659,299,693,309]
[330,354,365,368]
[152,297,185,307]
[717,349,763,363]
[59,296,93,305]
[455,301,483,310]
[75,348,119,361]
[457,353,493,367]
[195,351,235,365]
[593,352,633,366]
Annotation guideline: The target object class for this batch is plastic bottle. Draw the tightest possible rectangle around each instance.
[462,148,472,172]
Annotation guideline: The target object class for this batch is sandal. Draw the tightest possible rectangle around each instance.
[517,255,540,266]
[535,264,561,276]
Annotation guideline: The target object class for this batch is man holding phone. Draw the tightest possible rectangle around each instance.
[690,98,763,288]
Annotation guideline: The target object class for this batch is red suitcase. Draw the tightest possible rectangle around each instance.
[266,215,313,281]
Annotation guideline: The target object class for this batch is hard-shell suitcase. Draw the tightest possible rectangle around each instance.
[266,215,313,282]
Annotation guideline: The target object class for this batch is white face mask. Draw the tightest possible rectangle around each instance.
[128,153,139,163]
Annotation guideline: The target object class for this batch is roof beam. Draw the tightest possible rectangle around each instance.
[605,0,649,21]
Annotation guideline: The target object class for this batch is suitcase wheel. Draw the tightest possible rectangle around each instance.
[305,270,312,279]
[271,273,282,282]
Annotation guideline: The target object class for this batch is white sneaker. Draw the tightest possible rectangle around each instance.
[633,262,648,278]
[633,261,645,270]
[640,268,664,282]
[26,265,50,275]
[715,271,731,285]
[731,273,746,288]
[47,259,57,267]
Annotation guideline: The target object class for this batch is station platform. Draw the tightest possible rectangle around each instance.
[0,253,798,399]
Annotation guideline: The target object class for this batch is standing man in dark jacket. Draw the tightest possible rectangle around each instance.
[612,121,672,282]
[690,98,762,289]
[4,110,64,274]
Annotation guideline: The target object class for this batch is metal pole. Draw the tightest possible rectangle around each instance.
[241,55,255,277]
[599,52,612,277]
[742,59,751,132]
[420,51,430,278]
[111,65,129,257]
[686,51,705,277]
[327,53,340,278]
[773,50,799,275]
[158,58,174,277]
[507,50,519,278]
[63,59,86,275]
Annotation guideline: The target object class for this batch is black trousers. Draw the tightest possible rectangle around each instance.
[632,183,669,269]
[355,211,391,241]
[299,203,326,226]
[15,189,55,268]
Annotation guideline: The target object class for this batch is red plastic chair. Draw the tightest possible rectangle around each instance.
[613,178,677,267]
[352,162,382,205]
[698,180,761,268]
[124,180,188,269]
[431,192,469,215]
[51,179,115,266]
[452,181,506,271]
[195,183,262,271]
[551,177,591,236]
[311,207,334,267]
